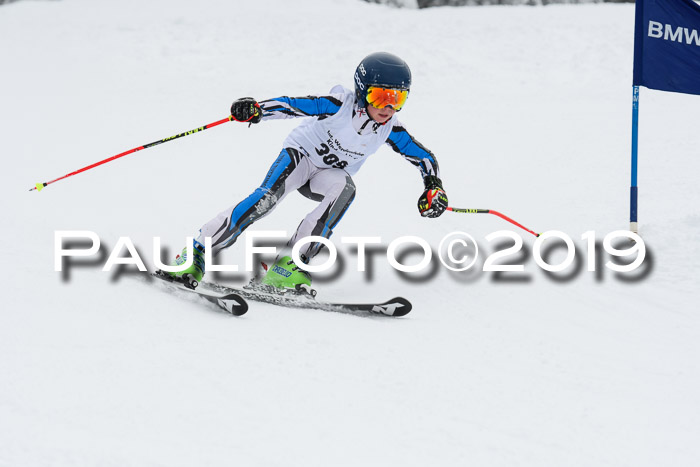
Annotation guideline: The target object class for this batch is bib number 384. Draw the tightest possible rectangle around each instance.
[315,144,348,169]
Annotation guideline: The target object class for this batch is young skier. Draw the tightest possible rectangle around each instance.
[167,52,448,292]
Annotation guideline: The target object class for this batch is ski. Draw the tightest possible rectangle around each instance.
[198,281,412,317]
[151,271,249,316]
[151,271,410,317]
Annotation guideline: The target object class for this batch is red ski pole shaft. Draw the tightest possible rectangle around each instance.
[447,207,541,237]
[29,114,242,192]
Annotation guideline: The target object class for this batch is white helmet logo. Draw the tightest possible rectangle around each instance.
[354,72,364,90]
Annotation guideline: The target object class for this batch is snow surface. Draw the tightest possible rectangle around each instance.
[2,0,700,466]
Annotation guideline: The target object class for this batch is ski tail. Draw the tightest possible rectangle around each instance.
[209,293,249,316]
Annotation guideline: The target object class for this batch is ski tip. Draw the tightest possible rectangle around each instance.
[375,297,412,317]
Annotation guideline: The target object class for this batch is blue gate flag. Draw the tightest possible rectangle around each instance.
[633,0,700,95]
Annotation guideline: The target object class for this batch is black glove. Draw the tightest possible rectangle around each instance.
[418,175,448,218]
[231,97,262,123]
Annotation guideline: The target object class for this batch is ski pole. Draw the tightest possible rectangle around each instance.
[447,207,541,237]
[29,113,254,192]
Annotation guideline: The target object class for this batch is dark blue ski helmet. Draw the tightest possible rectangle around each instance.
[354,52,412,110]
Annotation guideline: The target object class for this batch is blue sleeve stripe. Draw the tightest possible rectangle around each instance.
[266,96,342,117]
[387,128,439,177]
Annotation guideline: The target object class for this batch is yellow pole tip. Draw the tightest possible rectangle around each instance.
[35,183,45,192]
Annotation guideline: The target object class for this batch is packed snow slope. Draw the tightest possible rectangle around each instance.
[2,1,699,466]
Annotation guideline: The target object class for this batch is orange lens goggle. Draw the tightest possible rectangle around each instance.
[366,86,408,111]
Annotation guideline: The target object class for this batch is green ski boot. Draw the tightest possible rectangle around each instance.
[167,241,206,289]
[260,255,315,296]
